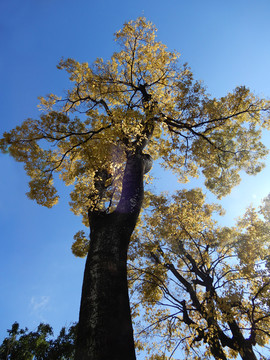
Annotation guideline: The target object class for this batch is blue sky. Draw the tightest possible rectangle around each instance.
[0,0,270,356]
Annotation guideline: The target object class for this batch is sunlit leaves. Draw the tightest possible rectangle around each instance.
[236,202,270,275]
[1,17,269,224]
[130,191,270,359]
[72,231,90,258]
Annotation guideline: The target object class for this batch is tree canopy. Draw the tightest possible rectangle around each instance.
[128,189,270,359]
[0,322,76,360]
[1,18,269,247]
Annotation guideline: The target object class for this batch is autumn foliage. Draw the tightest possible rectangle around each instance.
[129,190,270,359]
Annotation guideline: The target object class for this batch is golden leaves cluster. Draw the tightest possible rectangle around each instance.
[0,16,269,257]
[129,190,270,358]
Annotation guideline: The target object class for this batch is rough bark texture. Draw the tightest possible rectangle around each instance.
[75,153,151,360]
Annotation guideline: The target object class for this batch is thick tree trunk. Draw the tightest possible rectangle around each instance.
[75,152,151,360]
[74,211,137,360]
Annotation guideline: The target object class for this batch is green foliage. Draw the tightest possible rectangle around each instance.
[0,322,77,360]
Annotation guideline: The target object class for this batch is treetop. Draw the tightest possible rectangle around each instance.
[1,16,269,222]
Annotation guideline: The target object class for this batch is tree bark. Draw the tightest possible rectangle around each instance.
[75,152,151,360]
[226,320,257,360]
[239,345,257,360]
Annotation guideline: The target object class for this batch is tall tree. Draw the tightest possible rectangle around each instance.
[129,190,270,359]
[1,18,269,359]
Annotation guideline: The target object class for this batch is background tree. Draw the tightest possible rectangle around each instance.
[0,322,77,360]
[1,18,270,359]
[129,189,270,360]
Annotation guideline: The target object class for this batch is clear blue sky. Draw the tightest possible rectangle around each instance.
[1,0,270,356]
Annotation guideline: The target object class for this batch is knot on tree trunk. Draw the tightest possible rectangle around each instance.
[141,153,153,174]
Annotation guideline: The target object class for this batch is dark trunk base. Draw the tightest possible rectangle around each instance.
[75,211,137,360]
